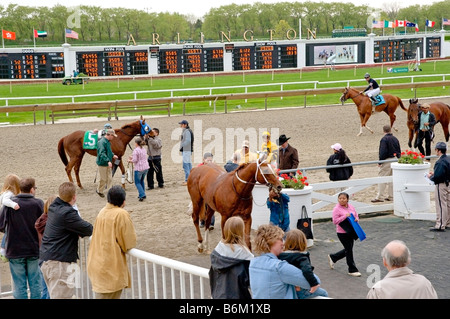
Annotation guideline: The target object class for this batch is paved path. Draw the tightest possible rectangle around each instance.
[180,214,450,299]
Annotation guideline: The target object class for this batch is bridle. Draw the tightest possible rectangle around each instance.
[341,89,362,102]
[232,159,278,200]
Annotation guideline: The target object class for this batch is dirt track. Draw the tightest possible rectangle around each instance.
[1,96,449,261]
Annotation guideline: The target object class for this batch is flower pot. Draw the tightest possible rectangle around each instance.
[251,185,314,247]
[391,162,432,219]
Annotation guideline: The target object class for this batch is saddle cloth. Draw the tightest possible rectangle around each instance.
[83,131,98,150]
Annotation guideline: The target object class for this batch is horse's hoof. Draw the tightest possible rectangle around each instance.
[357,133,362,137]
[122,184,126,189]
[198,247,204,253]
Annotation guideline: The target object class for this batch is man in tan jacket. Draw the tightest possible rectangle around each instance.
[87,185,137,299]
[367,240,437,299]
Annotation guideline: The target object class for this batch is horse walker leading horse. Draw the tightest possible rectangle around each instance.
[187,159,283,252]
[58,116,153,188]
[340,87,407,136]
[407,98,450,148]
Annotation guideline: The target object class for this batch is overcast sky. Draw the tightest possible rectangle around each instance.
[1,0,441,18]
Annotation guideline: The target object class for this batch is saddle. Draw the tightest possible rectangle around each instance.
[371,95,385,106]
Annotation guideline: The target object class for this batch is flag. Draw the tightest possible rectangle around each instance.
[426,20,435,27]
[2,30,16,40]
[406,21,419,31]
[384,20,394,28]
[65,28,78,39]
[443,18,450,26]
[33,29,47,38]
[372,20,384,28]
[396,20,406,27]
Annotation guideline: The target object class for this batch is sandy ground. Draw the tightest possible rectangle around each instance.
[0,96,449,263]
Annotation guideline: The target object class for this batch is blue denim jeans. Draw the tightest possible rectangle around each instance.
[296,287,329,299]
[182,151,192,181]
[134,169,148,199]
[9,257,41,299]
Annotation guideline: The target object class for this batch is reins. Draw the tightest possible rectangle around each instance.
[232,160,277,201]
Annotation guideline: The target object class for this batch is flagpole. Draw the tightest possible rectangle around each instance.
[2,29,4,49]
[33,28,36,48]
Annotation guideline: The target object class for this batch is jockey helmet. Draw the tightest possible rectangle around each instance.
[104,123,112,129]
[364,73,370,78]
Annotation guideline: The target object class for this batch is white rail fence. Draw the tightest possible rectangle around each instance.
[1,73,449,107]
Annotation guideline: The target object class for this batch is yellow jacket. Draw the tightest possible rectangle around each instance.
[87,203,137,293]
[260,141,278,163]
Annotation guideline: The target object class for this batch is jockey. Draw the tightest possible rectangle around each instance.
[361,73,380,107]
[99,123,113,139]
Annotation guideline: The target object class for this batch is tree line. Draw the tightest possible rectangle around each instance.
[0,1,449,45]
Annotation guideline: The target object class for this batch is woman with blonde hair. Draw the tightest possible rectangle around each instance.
[249,224,318,299]
[209,216,253,299]
[0,174,21,261]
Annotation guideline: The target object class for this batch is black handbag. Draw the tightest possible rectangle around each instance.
[338,218,359,240]
[297,205,314,239]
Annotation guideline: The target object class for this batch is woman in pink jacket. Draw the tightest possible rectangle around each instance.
[327,192,361,277]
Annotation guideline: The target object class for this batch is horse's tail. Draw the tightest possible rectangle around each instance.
[58,137,69,166]
[398,97,407,111]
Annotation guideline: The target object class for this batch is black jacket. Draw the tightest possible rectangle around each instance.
[379,133,401,161]
[278,251,319,287]
[431,154,450,185]
[39,197,93,263]
[0,194,43,259]
[326,153,353,181]
[415,111,436,132]
[209,249,252,299]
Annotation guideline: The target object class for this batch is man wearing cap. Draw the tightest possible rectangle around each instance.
[96,129,118,197]
[277,134,299,173]
[361,73,380,113]
[372,125,401,203]
[415,103,436,160]
[179,120,194,186]
[234,140,258,164]
[427,142,450,231]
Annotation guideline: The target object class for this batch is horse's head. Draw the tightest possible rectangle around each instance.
[255,159,283,193]
[119,116,155,138]
[340,87,350,105]
[408,98,420,125]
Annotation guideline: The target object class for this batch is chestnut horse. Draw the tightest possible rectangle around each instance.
[340,87,407,136]
[187,159,283,252]
[407,98,450,148]
[58,116,153,188]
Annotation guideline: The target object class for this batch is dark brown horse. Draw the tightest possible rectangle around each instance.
[58,116,153,188]
[187,159,283,252]
[407,98,450,148]
[340,87,407,136]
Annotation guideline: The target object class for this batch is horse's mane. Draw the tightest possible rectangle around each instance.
[120,120,139,130]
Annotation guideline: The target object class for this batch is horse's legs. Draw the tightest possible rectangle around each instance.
[408,128,415,148]
[203,206,215,252]
[242,215,252,251]
[358,113,373,136]
[191,200,205,253]
[389,113,397,132]
[118,159,126,189]
[73,156,84,189]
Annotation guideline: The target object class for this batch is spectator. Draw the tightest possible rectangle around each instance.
[234,140,258,164]
[96,129,118,198]
[277,134,299,174]
[128,137,150,202]
[88,185,137,299]
[415,103,436,160]
[209,216,253,299]
[427,142,450,231]
[279,229,328,299]
[179,119,194,186]
[367,240,438,299]
[249,224,315,299]
[0,173,20,262]
[224,153,239,172]
[328,192,361,277]
[35,194,57,299]
[326,143,353,182]
[0,177,43,299]
[260,131,278,167]
[371,125,401,203]
[40,182,93,299]
[146,128,164,190]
